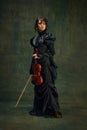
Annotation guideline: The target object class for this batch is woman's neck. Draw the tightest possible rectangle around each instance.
[38,30,47,36]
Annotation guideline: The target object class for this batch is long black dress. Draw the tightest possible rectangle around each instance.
[29,31,60,116]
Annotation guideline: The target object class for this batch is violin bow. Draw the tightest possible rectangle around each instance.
[14,75,32,107]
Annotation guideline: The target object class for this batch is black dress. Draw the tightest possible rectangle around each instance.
[29,31,60,116]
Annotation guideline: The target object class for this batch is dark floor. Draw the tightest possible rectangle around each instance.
[0,101,87,130]
[0,68,87,130]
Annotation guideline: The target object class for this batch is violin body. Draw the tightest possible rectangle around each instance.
[31,49,43,85]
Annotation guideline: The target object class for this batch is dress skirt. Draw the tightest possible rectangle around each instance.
[30,55,60,116]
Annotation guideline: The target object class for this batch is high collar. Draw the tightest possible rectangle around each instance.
[38,30,47,36]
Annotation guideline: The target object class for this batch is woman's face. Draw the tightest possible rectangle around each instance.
[37,19,47,32]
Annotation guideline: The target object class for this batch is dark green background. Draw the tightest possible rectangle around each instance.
[0,0,87,130]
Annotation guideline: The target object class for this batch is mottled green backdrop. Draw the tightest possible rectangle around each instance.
[0,0,87,130]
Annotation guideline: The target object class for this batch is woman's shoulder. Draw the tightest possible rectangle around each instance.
[44,32,56,41]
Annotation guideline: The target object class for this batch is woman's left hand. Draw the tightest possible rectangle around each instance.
[32,53,39,59]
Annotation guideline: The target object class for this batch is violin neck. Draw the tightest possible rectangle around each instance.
[33,48,38,74]
[33,58,36,74]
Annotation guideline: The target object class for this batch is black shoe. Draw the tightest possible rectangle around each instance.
[55,111,62,118]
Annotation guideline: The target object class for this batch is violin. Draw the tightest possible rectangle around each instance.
[31,48,43,85]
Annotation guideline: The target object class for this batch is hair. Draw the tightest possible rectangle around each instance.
[34,17,48,31]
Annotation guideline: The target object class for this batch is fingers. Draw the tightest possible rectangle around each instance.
[32,54,39,59]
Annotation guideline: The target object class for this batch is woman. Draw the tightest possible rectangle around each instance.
[29,17,62,118]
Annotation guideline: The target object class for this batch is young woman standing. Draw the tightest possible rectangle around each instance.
[29,17,62,118]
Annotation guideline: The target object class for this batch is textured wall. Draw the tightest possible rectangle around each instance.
[0,0,87,107]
